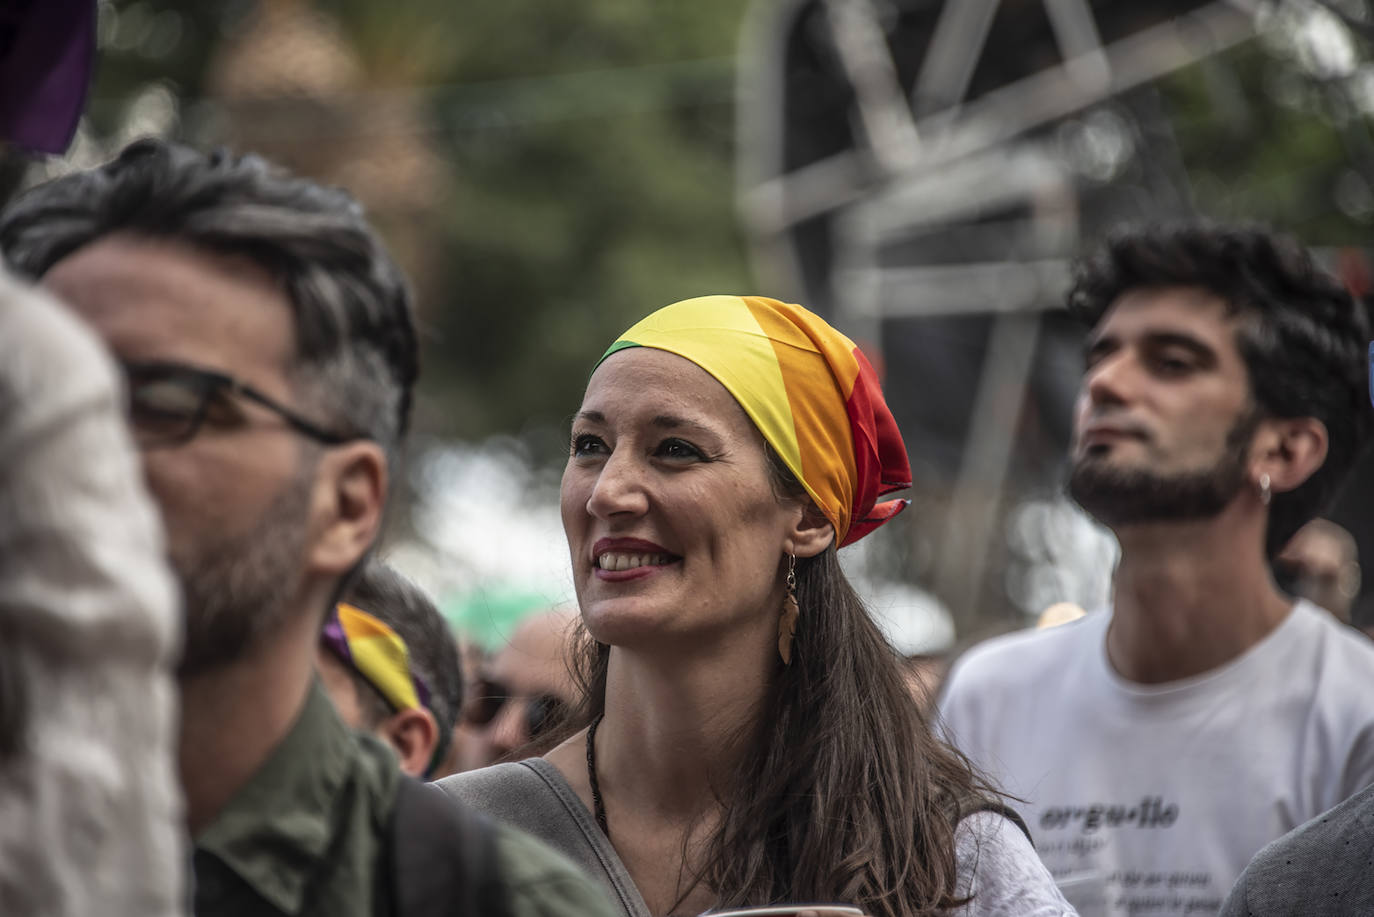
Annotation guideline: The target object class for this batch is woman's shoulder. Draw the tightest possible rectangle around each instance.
[436,758,614,862]
[436,759,642,917]
[436,759,568,822]
[954,810,1077,916]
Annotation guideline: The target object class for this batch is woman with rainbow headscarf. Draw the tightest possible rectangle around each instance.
[438,297,1072,916]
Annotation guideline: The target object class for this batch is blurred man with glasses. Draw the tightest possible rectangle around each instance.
[0,139,612,917]
[461,607,579,770]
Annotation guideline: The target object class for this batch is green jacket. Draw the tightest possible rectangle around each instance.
[193,680,616,917]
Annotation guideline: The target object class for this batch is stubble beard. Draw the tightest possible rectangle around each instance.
[173,463,316,677]
[1068,410,1259,528]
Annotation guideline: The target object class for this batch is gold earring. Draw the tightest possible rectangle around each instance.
[778,554,799,665]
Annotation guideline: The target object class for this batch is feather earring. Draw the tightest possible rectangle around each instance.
[778,553,799,664]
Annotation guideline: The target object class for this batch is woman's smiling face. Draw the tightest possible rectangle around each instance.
[560,347,805,651]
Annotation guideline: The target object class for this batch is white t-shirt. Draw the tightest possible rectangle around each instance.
[938,600,1374,917]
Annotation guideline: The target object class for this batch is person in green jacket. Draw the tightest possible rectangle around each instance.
[0,138,615,917]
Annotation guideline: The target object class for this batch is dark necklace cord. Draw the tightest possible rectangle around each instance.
[588,714,707,914]
[586,713,609,836]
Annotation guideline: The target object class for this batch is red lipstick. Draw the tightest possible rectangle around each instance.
[589,537,681,582]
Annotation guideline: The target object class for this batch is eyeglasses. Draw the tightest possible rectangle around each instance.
[121,360,354,448]
[464,678,567,741]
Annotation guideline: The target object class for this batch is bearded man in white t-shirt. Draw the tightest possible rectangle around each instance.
[939,223,1374,917]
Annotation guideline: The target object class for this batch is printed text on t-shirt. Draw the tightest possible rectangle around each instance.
[1039,796,1179,833]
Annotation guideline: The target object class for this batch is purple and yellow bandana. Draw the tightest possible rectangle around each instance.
[321,603,430,712]
[598,295,911,547]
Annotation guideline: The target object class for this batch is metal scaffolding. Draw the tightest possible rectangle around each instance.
[737,0,1264,628]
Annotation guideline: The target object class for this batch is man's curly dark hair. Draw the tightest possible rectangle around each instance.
[1067,223,1372,556]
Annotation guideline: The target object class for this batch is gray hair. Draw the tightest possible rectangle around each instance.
[0,138,418,457]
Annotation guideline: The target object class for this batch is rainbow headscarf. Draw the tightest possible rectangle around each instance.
[598,295,911,547]
[321,603,430,713]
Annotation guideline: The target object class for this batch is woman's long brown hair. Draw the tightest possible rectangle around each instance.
[553,449,1003,916]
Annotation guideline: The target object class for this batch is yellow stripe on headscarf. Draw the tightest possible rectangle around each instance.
[334,603,422,712]
[599,295,911,547]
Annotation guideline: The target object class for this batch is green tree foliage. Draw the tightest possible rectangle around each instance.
[83,0,752,441]
[306,0,753,438]
[1159,37,1374,244]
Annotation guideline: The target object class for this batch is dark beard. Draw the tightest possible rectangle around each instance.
[174,464,315,676]
[1068,410,1258,528]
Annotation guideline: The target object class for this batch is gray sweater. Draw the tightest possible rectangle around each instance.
[437,758,1077,916]
[1219,781,1374,916]
[0,271,183,917]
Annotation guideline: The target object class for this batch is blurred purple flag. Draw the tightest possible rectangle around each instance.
[0,0,96,154]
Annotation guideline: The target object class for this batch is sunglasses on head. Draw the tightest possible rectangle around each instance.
[120,360,355,448]
[464,678,567,740]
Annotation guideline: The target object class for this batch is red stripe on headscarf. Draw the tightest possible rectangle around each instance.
[839,346,911,547]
